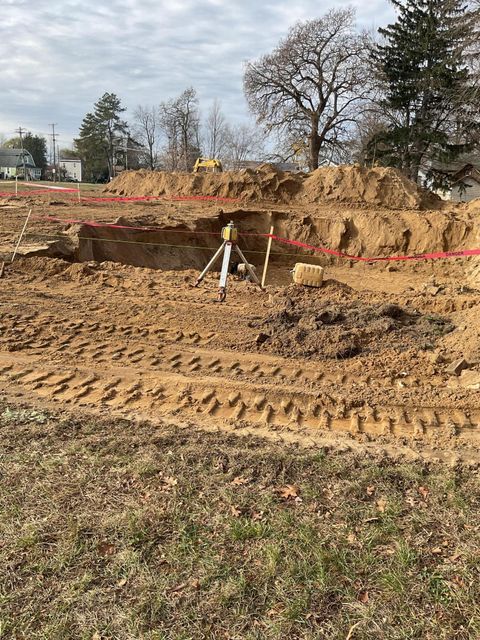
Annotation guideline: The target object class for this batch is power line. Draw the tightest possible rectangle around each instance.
[49,123,58,182]
[15,127,27,180]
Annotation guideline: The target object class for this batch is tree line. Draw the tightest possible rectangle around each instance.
[245,0,480,184]
[74,90,265,182]
[3,0,479,186]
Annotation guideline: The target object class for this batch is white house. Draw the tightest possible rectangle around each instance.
[450,165,480,202]
[427,153,480,202]
[59,158,82,182]
[0,148,42,180]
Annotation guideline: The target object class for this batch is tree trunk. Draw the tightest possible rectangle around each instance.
[409,163,420,184]
[308,123,321,171]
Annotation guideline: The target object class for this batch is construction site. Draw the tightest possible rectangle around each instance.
[1,165,479,462]
[1,164,480,638]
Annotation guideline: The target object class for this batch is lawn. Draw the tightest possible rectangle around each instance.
[0,401,479,639]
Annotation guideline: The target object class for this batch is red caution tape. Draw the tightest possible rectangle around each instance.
[0,190,238,203]
[269,235,480,262]
[29,215,480,262]
[79,194,239,203]
[0,188,77,197]
[32,215,223,235]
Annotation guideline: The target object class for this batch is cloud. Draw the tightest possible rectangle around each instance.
[0,0,395,145]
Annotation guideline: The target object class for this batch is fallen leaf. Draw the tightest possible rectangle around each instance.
[230,505,241,518]
[358,590,369,604]
[162,476,178,490]
[117,578,127,587]
[376,498,387,513]
[231,476,248,486]
[278,484,300,500]
[251,510,264,521]
[432,547,443,555]
[347,533,357,544]
[366,485,376,496]
[97,542,115,557]
[450,575,465,588]
[322,487,334,500]
[92,634,101,640]
[418,486,429,499]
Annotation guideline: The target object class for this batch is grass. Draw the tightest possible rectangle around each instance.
[0,400,479,639]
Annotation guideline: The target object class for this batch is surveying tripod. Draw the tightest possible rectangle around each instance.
[194,221,263,302]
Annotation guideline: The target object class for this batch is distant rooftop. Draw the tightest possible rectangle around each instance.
[0,148,36,168]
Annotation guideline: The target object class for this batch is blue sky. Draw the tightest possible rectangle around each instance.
[0,0,395,148]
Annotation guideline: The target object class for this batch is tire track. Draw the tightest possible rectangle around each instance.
[1,355,478,448]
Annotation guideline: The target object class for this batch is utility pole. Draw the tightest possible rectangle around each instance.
[57,143,61,181]
[49,123,58,182]
[15,127,27,180]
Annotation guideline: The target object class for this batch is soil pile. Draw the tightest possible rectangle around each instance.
[105,164,439,210]
[302,165,439,210]
[254,282,454,360]
[104,164,303,203]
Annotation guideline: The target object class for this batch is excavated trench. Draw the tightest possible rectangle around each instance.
[70,210,317,271]
[55,207,477,274]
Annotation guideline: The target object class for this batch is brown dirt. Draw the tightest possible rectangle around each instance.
[252,282,454,360]
[0,175,479,464]
[105,164,441,210]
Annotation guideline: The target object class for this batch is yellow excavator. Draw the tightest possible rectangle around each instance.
[193,158,223,173]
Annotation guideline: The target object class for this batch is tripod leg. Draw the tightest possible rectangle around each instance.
[218,242,233,302]
[234,245,262,287]
[195,241,226,286]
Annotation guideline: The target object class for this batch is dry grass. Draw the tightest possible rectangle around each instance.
[0,401,479,639]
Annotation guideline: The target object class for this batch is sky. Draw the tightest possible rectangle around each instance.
[0,0,395,150]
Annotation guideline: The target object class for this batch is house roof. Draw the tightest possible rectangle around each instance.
[431,151,480,174]
[0,148,36,168]
[452,166,480,185]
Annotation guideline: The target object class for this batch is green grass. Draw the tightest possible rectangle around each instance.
[0,400,479,639]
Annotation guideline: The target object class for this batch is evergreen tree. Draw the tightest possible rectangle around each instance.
[75,93,128,181]
[374,0,479,182]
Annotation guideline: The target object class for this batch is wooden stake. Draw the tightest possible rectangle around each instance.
[77,182,81,204]
[15,175,18,196]
[11,208,32,264]
[261,225,275,288]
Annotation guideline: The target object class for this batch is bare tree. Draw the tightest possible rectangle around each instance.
[204,99,229,159]
[160,88,200,171]
[223,123,265,169]
[244,9,372,171]
[132,105,160,170]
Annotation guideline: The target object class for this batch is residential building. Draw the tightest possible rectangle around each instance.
[0,148,42,180]
[450,164,480,202]
[428,153,480,202]
[59,158,82,182]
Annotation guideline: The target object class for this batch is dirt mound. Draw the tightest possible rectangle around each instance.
[302,165,439,210]
[10,256,72,277]
[254,282,454,360]
[105,164,439,210]
[105,164,303,203]
[464,198,480,214]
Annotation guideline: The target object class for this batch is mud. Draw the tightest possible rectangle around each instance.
[253,283,455,360]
